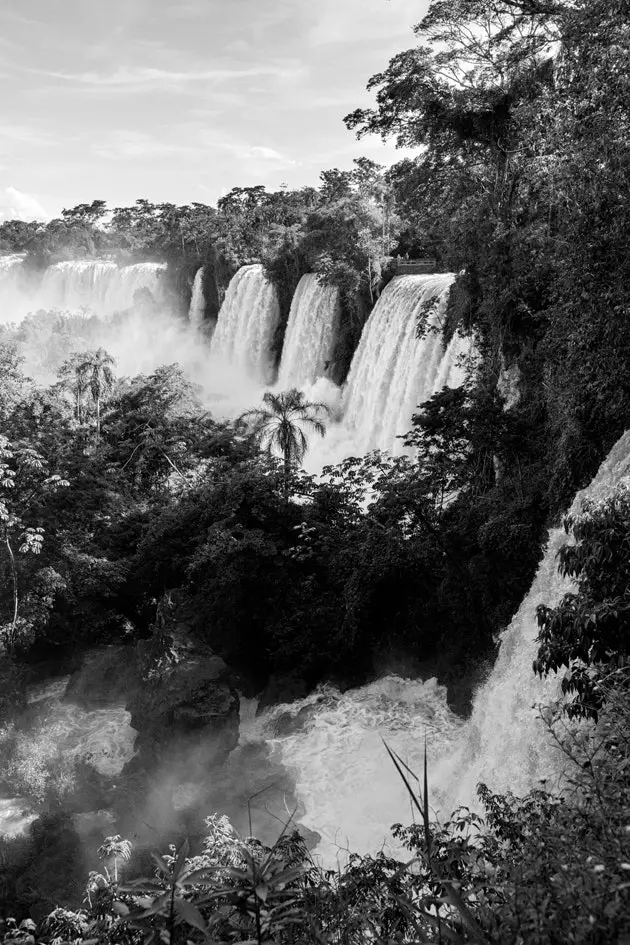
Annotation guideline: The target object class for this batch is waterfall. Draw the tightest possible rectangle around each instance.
[254,430,630,864]
[189,267,205,327]
[37,260,166,315]
[338,274,470,456]
[277,274,340,389]
[0,254,26,323]
[210,264,280,386]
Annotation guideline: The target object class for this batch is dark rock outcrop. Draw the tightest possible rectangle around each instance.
[126,628,240,768]
[63,645,138,709]
[256,674,309,713]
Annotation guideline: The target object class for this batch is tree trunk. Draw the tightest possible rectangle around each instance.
[4,529,18,654]
[283,451,291,503]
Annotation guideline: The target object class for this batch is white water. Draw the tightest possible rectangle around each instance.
[0,673,137,839]
[0,254,26,322]
[189,267,205,328]
[246,677,463,865]
[37,260,166,315]
[314,274,473,465]
[23,677,136,777]
[277,274,341,389]
[255,430,630,864]
[210,264,280,386]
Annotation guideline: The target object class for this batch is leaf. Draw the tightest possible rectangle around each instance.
[173,838,190,878]
[181,866,223,886]
[151,852,172,878]
[112,901,130,917]
[442,881,491,945]
[174,899,207,933]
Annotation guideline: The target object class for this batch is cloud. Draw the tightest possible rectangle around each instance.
[306,0,422,46]
[250,146,296,164]
[35,62,303,93]
[0,125,52,148]
[92,130,197,161]
[0,186,48,222]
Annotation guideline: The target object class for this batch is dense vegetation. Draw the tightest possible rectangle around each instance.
[1,486,629,939]
[1,0,630,937]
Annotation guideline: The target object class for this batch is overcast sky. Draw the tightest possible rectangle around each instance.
[0,0,428,220]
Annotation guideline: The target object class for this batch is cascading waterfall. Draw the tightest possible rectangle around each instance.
[0,254,26,323]
[338,274,471,457]
[189,267,205,328]
[252,430,630,864]
[277,274,340,389]
[210,264,280,386]
[37,260,167,315]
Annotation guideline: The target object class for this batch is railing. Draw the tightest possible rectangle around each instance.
[395,258,437,275]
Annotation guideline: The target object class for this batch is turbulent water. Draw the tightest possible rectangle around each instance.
[277,274,341,389]
[189,267,205,328]
[246,677,463,864]
[24,678,136,777]
[5,253,625,867]
[254,430,630,864]
[0,672,137,839]
[334,274,472,457]
[37,260,167,315]
[210,264,281,386]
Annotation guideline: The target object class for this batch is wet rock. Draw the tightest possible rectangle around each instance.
[272,704,319,737]
[63,646,138,708]
[126,628,239,767]
[256,674,309,712]
[72,808,117,842]
[497,357,522,410]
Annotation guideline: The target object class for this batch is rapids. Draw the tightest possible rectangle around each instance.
[0,672,136,839]
[252,430,630,865]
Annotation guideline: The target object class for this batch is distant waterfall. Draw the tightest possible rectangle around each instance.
[339,273,469,455]
[210,264,280,386]
[255,431,630,863]
[37,261,166,315]
[189,267,205,327]
[277,274,340,389]
[0,255,26,323]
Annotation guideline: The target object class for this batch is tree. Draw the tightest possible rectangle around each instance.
[0,436,68,654]
[57,353,90,424]
[60,199,108,227]
[239,389,329,498]
[535,483,630,721]
[74,348,116,442]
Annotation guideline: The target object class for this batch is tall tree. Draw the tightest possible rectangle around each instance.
[240,389,329,497]
[75,348,116,442]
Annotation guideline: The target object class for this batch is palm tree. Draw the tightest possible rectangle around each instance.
[58,353,89,423]
[97,834,132,883]
[75,347,116,442]
[240,388,330,497]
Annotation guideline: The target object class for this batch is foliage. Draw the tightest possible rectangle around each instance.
[239,389,329,498]
[535,483,630,720]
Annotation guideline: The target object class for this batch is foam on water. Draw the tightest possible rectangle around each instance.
[256,431,630,864]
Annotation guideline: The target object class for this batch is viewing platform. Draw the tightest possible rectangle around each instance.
[395,258,437,275]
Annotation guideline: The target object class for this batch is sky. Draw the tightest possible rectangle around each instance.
[0,0,429,221]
